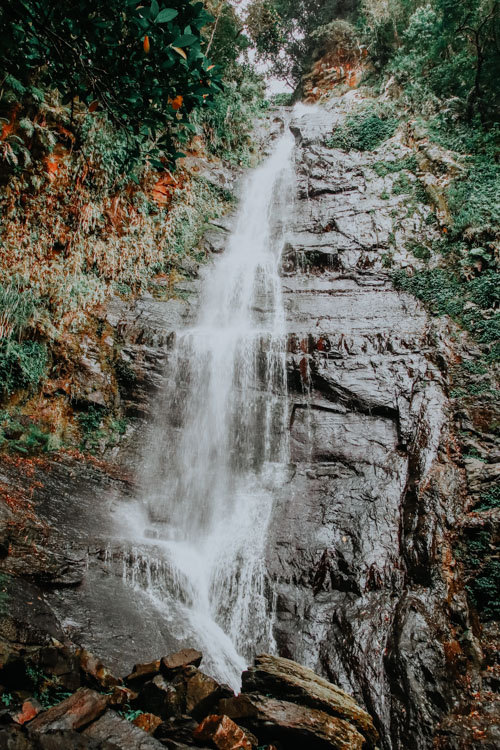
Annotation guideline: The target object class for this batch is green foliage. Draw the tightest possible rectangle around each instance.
[77,405,106,452]
[119,707,144,722]
[361,0,500,123]
[0,692,14,707]
[167,176,232,258]
[309,19,359,62]
[372,155,418,176]
[194,71,267,165]
[269,93,294,106]
[24,664,72,708]
[474,485,500,511]
[0,340,48,395]
[447,158,500,238]
[467,559,500,621]
[327,106,398,151]
[410,244,431,261]
[245,0,360,84]
[0,0,222,168]
[0,282,37,339]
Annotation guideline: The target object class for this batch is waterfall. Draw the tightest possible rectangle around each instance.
[119,128,295,689]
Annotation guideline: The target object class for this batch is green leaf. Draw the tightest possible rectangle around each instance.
[150,0,159,20]
[155,8,178,24]
[171,33,198,47]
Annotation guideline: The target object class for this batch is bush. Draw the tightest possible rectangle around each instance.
[392,266,500,361]
[0,340,48,395]
[327,106,398,151]
[309,19,359,62]
[0,0,222,169]
[447,159,500,237]
[0,282,36,339]
[194,71,267,165]
[467,559,500,621]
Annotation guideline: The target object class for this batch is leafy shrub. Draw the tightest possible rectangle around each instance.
[447,159,500,237]
[77,406,106,452]
[0,282,37,339]
[0,340,48,395]
[309,19,359,62]
[467,560,500,621]
[474,485,500,511]
[269,93,294,106]
[327,107,398,151]
[194,72,268,165]
[0,0,222,168]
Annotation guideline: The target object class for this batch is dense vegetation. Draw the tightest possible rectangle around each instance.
[0,0,265,453]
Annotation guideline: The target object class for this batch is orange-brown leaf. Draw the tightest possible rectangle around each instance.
[143,35,150,53]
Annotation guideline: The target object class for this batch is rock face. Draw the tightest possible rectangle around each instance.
[262,95,483,749]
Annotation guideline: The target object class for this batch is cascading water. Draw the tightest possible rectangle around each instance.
[118,126,295,689]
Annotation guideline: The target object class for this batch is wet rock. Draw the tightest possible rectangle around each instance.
[109,686,138,709]
[126,661,161,686]
[34,729,113,750]
[152,715,198,746]
[160,649,202,678]
[83,710,165,749]
[28,689,108,733]
[203,227,229,255]
[0,577,63,653]
[0,725,35,750]
[11,699,42,726]
[37,644,81,692]
[133,675,181,720]
[219,693,366,750]
[193,714,254,750]
[132,713,162,734]
[79,649,121,690]
[180,667,233,719]
[242,654,378,748]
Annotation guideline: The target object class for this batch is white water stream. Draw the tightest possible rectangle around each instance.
[118,127,294,689]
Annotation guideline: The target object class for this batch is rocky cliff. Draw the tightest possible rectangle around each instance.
[0,95,498,749]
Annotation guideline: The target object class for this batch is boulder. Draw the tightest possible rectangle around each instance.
[11,699,42,726]
[193,714,254,750]
[79,649,121,690]
[83,710,165,749]
[125,660,161,686]
[38,644,81,691]
[0,726,35,750]
[160,649,202,678]
[28,689,108,734]
[179,667,233,719]
[133,675,182,720]
[153,715,198,745]
[219,693,366,750]
[132,713,163,734]
[34,729,114,750]
[109,686,138,709]
[242,654,378,748]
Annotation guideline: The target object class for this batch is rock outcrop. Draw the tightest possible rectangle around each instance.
[0,647,375,750]
[263,94,496,749]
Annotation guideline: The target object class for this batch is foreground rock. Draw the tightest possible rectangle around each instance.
[0,647,375,750]
[242,654,378,748]
[220,693,366,750]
